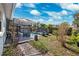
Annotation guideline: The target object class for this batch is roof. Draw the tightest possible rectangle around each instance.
[14,18,35,26]
[0,3,16,19]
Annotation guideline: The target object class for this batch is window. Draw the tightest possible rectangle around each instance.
[0,11,1,31]
[0,21,1,31]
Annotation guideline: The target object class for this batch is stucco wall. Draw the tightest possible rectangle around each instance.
[0,32,6,55]
[0,35,4,55]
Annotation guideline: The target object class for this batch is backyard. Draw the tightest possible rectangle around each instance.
[3,21,79,56]
[3,5,79,56]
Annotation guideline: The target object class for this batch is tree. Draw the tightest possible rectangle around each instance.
[47,24,53,34]
[40,24,48,36]
[73,13,79,29]
[73,20,79,27]
[40,24,48,30]
[58,22,69,46]
[32,23,37,32]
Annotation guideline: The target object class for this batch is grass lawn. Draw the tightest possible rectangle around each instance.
[29,35,78,56]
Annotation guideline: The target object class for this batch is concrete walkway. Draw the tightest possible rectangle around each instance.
[17,43,41,56]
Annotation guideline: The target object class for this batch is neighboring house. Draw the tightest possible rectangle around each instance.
[0,3,16,55]
[13,18,35,39]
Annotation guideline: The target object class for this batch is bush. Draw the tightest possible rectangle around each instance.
[68,32,79,45]
[68,34,77,44]
[30,41,48,54]
[66,27,72,36]
[76,35,79,42]
[3,47,14,56]
[52,30,58,36]
[73,30,79,36]
[74,31,78,36]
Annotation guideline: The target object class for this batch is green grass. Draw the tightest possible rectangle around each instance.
[30,40,48,54]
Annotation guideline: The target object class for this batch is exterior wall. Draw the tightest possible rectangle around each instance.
[0,3,15,55]
[0,32,6,55]
[0,4,6,55]
[0,33,4,55]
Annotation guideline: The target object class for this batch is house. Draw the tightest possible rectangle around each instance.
[13,18,36,43]
[14,18,35,26]
[14,18,35,33]
[0,3,16,55]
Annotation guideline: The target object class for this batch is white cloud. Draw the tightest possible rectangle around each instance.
[44,9,69,23]
[16,3,22,8]
[60,3,79,11]
[47,19,53,24]
[46,12,58,17]
[45,11,63,21]
[47,18,63,25]
[44,10,71,25]
[16,3,36,8]
[23,3,35,8]
[60,10,68,15]
[38,18,53,24]
[46,10,68,17]
[32,18,46,24]
[39,18,62,25]
[38,19,45,23]
[30,10,41,16]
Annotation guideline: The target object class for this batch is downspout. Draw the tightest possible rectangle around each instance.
[1,4,7,42]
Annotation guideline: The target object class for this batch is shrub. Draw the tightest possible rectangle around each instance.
[74,31,78,36]
[66,27,72,36]
[52,30,58,36]
[73,30,79,36]
[68,34,77,44]
[3,47,14,56]
[76,35,79,42]
[30,41,48,54]
[58,22,69,46]
[68,32,79,45]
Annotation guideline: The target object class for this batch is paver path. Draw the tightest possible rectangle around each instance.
[17,43,41,56]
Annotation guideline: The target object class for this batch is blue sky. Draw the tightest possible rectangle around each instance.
[13,3,79,25]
